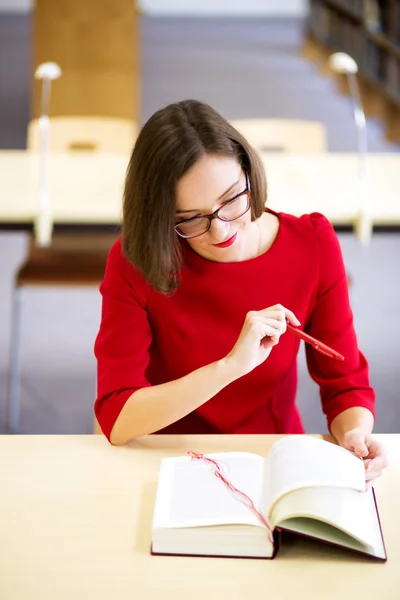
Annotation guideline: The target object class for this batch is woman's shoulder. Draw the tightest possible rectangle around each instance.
[107,237,130,273]
[275,210,343,272]
[274,210,336,243]
[104,237,152,305]
[276,210,332,231]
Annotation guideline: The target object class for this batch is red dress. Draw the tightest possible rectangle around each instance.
[94,211,375,441]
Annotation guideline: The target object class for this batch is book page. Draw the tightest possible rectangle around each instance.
[270,486,386,559]
[262,436,366,515]
[152,452,267,530]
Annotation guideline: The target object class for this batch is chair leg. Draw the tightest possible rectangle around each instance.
[7,287,23,433]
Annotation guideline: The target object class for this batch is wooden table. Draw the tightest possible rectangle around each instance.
[1,151,400,229]
[0,434,399,599]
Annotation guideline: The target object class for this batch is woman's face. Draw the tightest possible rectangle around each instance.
[175,154,257,262]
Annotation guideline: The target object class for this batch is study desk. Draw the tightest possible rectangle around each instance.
[0,434,399,600]
[1,150,400,230]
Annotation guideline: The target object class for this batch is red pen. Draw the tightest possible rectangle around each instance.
[286,324,344,362]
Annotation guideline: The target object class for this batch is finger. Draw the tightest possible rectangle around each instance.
[246,312,286,328]
[366,439,388,458]
[364,455,389,472]
[261,336,279,349]
[365,470,383,481]
[258,324,284,341]
[247,315,283,334]
[346,432,369,458]
[264,318,287,334]
[259,324,285,348]
[285,312,301,327]
[363,440,389,467]
[258,309,286,324]
[261,329,283,346]
[261,305,300,326]
[363,458,373,471]
[354,444,369,458]
[277,305,300,326]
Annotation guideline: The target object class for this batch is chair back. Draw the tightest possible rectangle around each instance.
[230,118,327,153]
[27,116,137,153]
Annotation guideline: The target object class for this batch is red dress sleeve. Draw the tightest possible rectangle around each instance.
[94,239,152,441]
[305,213,375,430]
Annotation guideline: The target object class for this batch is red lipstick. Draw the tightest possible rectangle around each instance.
[212,232,237,248]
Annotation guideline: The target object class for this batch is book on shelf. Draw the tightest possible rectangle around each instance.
[309,1,330,40]
[327,0,363,20]
[386,55,400,98]
[343,20,364,63]
[364,0,382,33]
[364,0,392,36]
[151,435,386,561]
[363,39,387,82]
[395,0,400,46]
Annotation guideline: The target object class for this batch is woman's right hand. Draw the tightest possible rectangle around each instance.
[225,304,300,377]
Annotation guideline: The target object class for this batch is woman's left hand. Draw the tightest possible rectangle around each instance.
[340,429,389,483]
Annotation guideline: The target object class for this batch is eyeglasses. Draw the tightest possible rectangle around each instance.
[175,174,251,239]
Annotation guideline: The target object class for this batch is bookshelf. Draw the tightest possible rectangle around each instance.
[306,0,400,142]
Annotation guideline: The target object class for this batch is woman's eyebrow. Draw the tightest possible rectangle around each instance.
[176,179,240,214]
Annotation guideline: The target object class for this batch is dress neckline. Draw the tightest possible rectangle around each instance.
[181,208,285,272]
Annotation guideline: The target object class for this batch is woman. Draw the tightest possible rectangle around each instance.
[95,99,387,482]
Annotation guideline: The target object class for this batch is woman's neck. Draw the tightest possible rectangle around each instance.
[254,211,280,257]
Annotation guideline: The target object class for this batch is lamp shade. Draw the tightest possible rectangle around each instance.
[34,62,62,80]
[328,52,358,75]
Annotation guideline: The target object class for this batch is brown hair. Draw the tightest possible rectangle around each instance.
[122,99,267,294]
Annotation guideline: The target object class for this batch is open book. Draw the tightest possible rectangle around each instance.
[151,436,386,560]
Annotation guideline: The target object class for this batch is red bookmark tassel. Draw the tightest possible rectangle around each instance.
[188,450,273,542]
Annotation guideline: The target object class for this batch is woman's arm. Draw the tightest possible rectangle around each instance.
[304,213,376,429]
[304,214,387,479]
[109,357,235,444]
[109,304,299,444]
[330,406,374,445]
[330,407,388,481]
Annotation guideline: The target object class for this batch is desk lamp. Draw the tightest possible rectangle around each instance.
[34,61,62,246]
[328,52,371,244]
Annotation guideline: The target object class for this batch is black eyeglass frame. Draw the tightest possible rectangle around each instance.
[175,173,251,239]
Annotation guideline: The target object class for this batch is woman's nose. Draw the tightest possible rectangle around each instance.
[208,217,230,240]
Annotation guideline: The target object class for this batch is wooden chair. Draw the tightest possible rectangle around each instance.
[230,118,327,153]
[27,116,137,153]
[6,115,135,433]
[7,232,120,433]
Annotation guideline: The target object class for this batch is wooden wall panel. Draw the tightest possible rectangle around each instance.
[32,0,139,122]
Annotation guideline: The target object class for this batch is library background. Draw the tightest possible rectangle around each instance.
[0,0,399,438]
[307,0,400,141]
